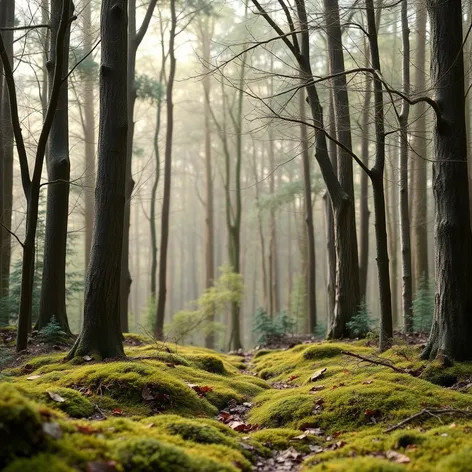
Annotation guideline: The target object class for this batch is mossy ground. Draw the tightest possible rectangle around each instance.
[3,336,472,470]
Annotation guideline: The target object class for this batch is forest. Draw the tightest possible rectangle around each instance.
[2,0,472,470]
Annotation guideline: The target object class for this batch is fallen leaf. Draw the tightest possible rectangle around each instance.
[27,375,42,380]
[364,409,377,417]
[310,385,325,393]
[362,380,374,385]
[450,423,457,428]
[310,368,327,382]
[86,461,118,472]
[304,427,324,436]
[85,389,93,396]
[166,362,176,368]
[83,355,93,362]
[288,375,299,382]
[42,422,63,439]
[228,421,258,432]
[386,450,411,464]
[77,424,97,435]
[293,433,308,440]
[47,391,66,403]
[112,408,124,416]
[187,383,213,396]
[343,369,350,374]
[309,445,324,453]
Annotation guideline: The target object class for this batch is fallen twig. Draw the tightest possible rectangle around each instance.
[385,408,472,433]
[341,351,407,374]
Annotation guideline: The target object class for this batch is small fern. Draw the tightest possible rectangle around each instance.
[37,316,70,345]
[347,300,375,338]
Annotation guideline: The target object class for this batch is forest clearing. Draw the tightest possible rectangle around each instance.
[2,0,472,469]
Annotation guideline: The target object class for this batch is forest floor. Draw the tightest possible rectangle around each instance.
[2,330,472,471]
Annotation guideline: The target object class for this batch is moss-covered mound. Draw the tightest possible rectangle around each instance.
[4,338,472,471]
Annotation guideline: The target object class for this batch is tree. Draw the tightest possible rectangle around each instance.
[411,2,429,292]
[251,0,361,339]
[0,0,72,352]
[121,0,158,332]
[398,0,413,332]
[0,0,14,298]
[422,0,472,361]
[155,0,177,340]
[68,0,128,359]
[37,0,74,333]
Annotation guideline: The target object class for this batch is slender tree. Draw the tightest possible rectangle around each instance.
[0,0,14,298]
[68,0,128,359]
[155,0,177,340]
[411,2,429,291]
[37,0,74,333]
[121,0,157,332]
[0,0,72,351]
[398,0,413,332]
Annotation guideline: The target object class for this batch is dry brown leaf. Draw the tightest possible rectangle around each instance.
[386,450,411,464]
[310,368,327,382]
[47,391,66,403]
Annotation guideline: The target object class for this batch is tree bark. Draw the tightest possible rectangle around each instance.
[323,0,360,339]
[398,0,413,332]
[0,0,14,298]
[37,0,74,333]
[155,0,177,339]
[201,17,216,348]
[422,0,472,361]
[82,0,96,273]
[68,0,128,359]
[366,0,393,350]
[121,0,157,332]
[299,89,317,333]
[411,3,429,292]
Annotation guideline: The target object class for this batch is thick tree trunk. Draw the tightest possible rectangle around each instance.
[411,3,429,292]
[68,0,128,359]
[83,0,95,272]
[155,0,177,339]
[324,0,360,338]
[422,0,472,361]
[37,0,73,333]
[398,0,413,332]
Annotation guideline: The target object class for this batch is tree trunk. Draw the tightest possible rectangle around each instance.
[398,0,413,332]
[68,0,128,359]
[37,0,73,333]
[83,0,95,272]
[201,17,215,348]
[422,0,472,361]
[323,0,360,338]
[366,0,393,350]
[299,89,317,333]
[121,0,157,332]
[0,0,14,298]
[325,90,337,326]
[411,3,429,292]
[359,50,371,302]
[155,0,177,339]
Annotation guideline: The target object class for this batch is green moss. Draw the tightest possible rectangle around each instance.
[304,457,404,472]
[250,428,316,451]
[303,345,343,361]
[42,387,94,418]
[435,448,472,472]
[254,350,275,359]
[116,438,236,472]
[422,361,472,387]
[0,385,46,467]
[189,355,227,374]
[3,454,75,472]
